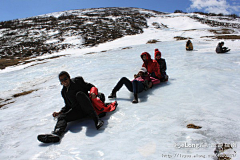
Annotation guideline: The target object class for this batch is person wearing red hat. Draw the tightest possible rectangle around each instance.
[154,49,168,82]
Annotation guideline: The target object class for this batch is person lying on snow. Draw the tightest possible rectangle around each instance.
[216,42,230,53]
[89,87,118,118]
[154,49,168,82]
[38,71,104,143]
[140,52,161,80]
[108,67,154,103]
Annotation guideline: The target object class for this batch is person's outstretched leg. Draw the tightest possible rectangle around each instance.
[108,77,133,98]
[38,106,86,143]
[76,91,103,130]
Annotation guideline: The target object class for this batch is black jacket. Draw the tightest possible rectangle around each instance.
[216,43,222,53]
[60,76,94,113]
[156,58,167,76]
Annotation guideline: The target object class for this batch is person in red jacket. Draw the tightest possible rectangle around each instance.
[89,87,117,118]
[141,52,161,79]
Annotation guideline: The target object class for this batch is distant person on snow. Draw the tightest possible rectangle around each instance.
[186,40,193,51]
[141,52,161,79]
[37,71,108,143]
[216,42,230,53]
[108,67,153,103]
[154,49,168,82]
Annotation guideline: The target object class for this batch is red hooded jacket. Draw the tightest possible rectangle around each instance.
[141,52,161,79]
[89,87,117,115]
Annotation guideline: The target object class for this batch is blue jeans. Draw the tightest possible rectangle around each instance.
[113,77,144,94]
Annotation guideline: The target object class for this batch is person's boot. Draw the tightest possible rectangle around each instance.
[37,128,63,143]
[108,89,117,98]
[96,119,104,130]
[90,112,104,130]
[132,93,138,103]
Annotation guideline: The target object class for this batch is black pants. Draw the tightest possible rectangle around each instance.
[222,47,230,53]
[113,77,144,94]
[54,91,99,134]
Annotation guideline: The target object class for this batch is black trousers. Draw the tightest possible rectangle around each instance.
[54,91,99,134]
[113,77,144,94]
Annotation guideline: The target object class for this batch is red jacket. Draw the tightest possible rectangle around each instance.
[89,87,117,115]
[141,52,161,79]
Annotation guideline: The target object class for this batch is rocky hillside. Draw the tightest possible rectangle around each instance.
[0,7,163,60]
[0,7,240,69]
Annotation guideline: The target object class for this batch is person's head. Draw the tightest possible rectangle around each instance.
[141,52,151,61]
[138,67,147,76]
[59,71,71,87]
[154,49,161,60]
[220,42,224,46]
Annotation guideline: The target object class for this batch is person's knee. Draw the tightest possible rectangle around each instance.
[76,91,85,97]
[120,77,128,81]
[132,80,138,84]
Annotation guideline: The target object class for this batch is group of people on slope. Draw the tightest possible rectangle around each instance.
[38,49,168,143]
[186,40,231,53]
[108,49,168,103]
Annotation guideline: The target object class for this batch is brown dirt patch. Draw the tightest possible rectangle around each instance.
[13,89,38,98]
[0,89,38,108]
[0,101,15,109]
[187,123,202,129]
[201,35,240,39]
[121,47,132,50]
[85,52,97,55]
[0,57,30,69]
[208,29,235,34]
[0,55,67,70]
[147,39,161,44]
[174,36,192,41]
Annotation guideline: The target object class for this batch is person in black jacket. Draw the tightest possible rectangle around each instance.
[216,42,230,53]
[154,49,168,82]
[38,71,104,143]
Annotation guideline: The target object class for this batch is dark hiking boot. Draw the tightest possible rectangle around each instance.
[37,133,61,143]
[108,90,117,98]
[132,94,138,103]
[96,119,104,130]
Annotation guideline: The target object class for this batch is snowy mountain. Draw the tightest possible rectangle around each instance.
[0,7,239,69]
[0,7,164,69]
[0,7,240,160]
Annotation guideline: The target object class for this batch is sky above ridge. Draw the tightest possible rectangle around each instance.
[0,0,240,22]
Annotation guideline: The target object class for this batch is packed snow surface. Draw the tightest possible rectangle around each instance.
[0,13,240,160]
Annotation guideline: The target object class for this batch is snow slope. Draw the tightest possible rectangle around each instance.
[0,13,240,160]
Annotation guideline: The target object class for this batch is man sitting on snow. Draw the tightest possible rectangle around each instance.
[37,71,105,143]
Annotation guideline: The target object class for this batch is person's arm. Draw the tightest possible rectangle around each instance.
[52,89,71,117]
[59,90,71,113]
